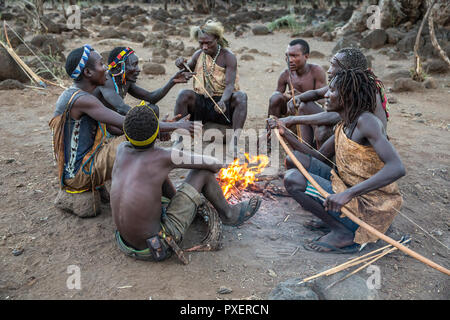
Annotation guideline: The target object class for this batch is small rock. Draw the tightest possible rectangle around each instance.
[424,59,450,74]
[431,229,443,237]
[151,56,166,64]
[217,286,233,294]
[268,269,277,277]
[252,25,270,36]
[143,62,166,75]
[268,278,319,300]
[12,248,24,256]
[423,77,438,89]
[384,70,411,81]
[388,96,398,104]
[0,79,25,90]
[321,32,334,42]
[392,78,423,92]
[240,54,254,61]
[309,50,326,59]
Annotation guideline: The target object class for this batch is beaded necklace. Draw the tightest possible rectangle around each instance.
[203,44,221,79]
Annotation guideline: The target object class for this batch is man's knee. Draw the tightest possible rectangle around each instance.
[315,126,333,145]
[269,92,284,106]
[177,89,196,104]
[284,169,306,194]
[298,101,322,116]
[231,91,248,110]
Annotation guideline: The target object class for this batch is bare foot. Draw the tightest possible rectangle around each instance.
[221,196,261,226]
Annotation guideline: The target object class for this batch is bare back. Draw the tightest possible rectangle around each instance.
[111,142,172,249]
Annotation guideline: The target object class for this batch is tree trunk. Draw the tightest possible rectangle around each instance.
[428,1,450,67]
[413,0,437,81]
[192,0,211,13]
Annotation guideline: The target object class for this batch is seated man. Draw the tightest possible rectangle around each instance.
[93,46,196,139]
[174,20,247,154]
[111,104,261,262]
[50,46,200,217]
[282,48,390,148]
[269,68,405,253]
[268,39,326,119]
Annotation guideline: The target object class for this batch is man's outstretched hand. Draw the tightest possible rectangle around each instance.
[175,57,188,70]
[172,69,195,84]
[177,114,202,137]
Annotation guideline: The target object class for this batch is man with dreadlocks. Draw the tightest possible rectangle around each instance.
[174,20,247,156]
[269,68,405,253]
[280,47,389,149]
[93,47,197,139]
[111,103,261,262]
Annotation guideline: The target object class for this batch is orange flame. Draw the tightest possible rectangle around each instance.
[217,153,269,200]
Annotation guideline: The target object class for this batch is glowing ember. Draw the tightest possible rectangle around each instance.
[217,153,269,200]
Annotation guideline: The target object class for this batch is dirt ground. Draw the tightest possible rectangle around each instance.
[0,6,449,300]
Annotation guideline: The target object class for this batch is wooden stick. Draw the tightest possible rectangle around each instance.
[286,55,302,142]
[299,250,389,284]
[325,246,399,290]
[0,40,46,88]
[274,128,450,276]
[182,62,231,123]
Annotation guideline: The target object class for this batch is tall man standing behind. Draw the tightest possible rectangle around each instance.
[174,20,247,156]
[268,39,327,119]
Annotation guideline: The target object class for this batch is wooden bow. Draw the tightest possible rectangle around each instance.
[286,54,302,142]
[273,128,450,276]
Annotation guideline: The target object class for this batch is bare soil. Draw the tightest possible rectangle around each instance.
[0,7,449,300]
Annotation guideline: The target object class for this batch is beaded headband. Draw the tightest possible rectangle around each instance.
[108,47,135,70]
[70,44,93,79]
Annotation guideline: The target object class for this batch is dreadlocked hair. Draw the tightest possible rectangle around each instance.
[335,47,368,70]
[123,105,159,148]
[190,20,229,48]
[333,69,378,127]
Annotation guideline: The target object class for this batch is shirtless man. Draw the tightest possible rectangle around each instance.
[268,39,327,119]
[111,104,261,261]
[268,69,404,253]
[174,20,247,155]
[281,48,389,148]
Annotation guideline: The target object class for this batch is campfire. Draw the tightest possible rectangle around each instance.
[217,153,269,200]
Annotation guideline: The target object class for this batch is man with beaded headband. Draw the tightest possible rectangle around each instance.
[49,45,125,216]
[111,103,261,262]
[49,46,195,217]
[94,46,198,139]
[174,20,248,156]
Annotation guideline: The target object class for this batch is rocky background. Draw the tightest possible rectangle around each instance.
[0,0,449,90]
